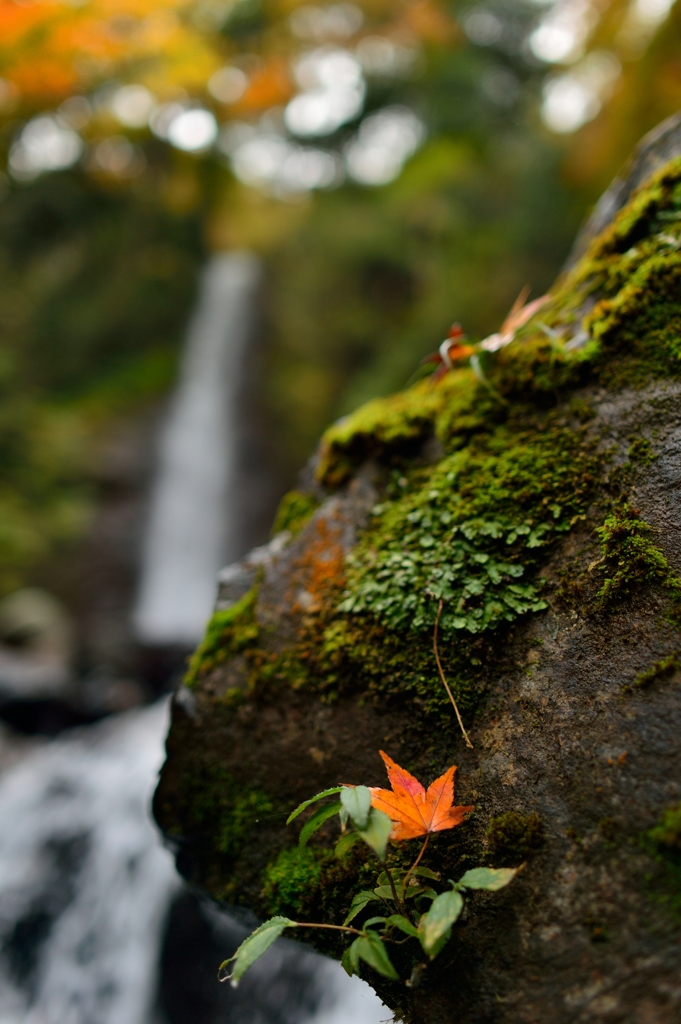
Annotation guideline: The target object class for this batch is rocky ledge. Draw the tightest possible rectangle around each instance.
[155,116,681,1024]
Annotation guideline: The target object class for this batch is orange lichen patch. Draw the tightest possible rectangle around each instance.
[289,512,346,616]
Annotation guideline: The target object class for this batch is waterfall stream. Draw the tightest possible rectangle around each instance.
[133,252,262,648]
[0,701,389,1024]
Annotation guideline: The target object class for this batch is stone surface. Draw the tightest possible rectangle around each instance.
[155,127,681,1023]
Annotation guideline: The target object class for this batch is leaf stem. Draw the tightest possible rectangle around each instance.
[434,599,474,748]
[383,862,406,915]
[295,922,362,935]
[402,833,430,894]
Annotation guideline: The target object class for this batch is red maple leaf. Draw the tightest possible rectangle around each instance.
[369,750,474,841]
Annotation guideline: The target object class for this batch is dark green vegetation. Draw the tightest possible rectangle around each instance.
[0,172,202,594]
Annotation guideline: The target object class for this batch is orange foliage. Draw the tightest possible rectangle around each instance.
[370,750,473,841]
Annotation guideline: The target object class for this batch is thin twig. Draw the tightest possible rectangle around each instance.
[295,922,362,935]
[383,862,406,914]
[402,833,430,895]
[434,599,474,748]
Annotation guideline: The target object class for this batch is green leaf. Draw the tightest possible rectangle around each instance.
[335,831,361,859]
[385,914,419,938]
[411,867,440,881]
[456,867,519,891]
[341,786,372,830]
[344,890,382,925]
[363,916,388,928]
[354,932,399,980]
[218,917,296,987]
[286,787,344,825]
[418,891,463,958]
[342,938,361,976]
[357,807,393,862]
[298,801,342,848]
[372,884,394,902]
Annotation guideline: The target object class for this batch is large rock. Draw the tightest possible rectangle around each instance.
[155,122,681,1023]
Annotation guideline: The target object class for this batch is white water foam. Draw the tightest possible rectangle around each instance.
[0,701,390,1024]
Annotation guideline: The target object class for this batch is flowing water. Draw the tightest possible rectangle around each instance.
[0,700,389,1024]
[133,252,262,647]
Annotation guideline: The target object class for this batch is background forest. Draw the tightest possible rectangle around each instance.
[0,0,679,603]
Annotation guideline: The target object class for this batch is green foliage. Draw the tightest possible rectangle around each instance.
[271,490,320,538]
[341,786,372,830]
[343,931,399,980]
[219,917,296,988]
[594,502,681,606]
[484,811,544,865]
[184,586,260,688]
[455,867,519,891]
[299,802,343,849]
[355,808,393,863]
[418,890,463,957]
[0,172,202,594]
[287,787,344,824]
[235,782,519,987]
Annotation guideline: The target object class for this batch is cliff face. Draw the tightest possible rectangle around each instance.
[155,118,681,1024]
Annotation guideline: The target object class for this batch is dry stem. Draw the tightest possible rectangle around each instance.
[434,599,474,748]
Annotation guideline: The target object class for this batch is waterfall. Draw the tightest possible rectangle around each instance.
[0,701,179,1024]
[133,252,261,647]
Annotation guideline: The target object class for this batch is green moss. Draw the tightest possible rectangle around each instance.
[262,847,329,918]
[170,753,273,861]
[627,436,656,466]
[594,502,681,606]
[634,651,679,689]
[641,802,681,920]
[271,489,320,538]
[184,586,259,688]
[484,811,544,866]
[340,418,600,639]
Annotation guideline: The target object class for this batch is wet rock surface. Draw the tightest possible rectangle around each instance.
[156,128,681,1023]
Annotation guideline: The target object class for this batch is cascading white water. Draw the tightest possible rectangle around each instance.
[0,700,179,1024]
[133,252,261,647]
[0,702,389,1024]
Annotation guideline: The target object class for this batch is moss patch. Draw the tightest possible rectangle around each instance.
[271,489,321,538]
[641,802,681,921]
[634,651,679,689]
[263,847,329,918]
[594,502,681,607]
[484,811,544,866]
[184,586,259,688]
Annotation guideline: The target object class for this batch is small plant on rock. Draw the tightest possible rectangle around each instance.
[218,751,519,987]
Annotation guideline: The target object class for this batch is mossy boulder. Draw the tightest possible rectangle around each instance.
[155,117,681,1023]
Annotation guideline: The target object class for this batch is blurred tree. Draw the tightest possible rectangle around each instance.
[0,0,678,584]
